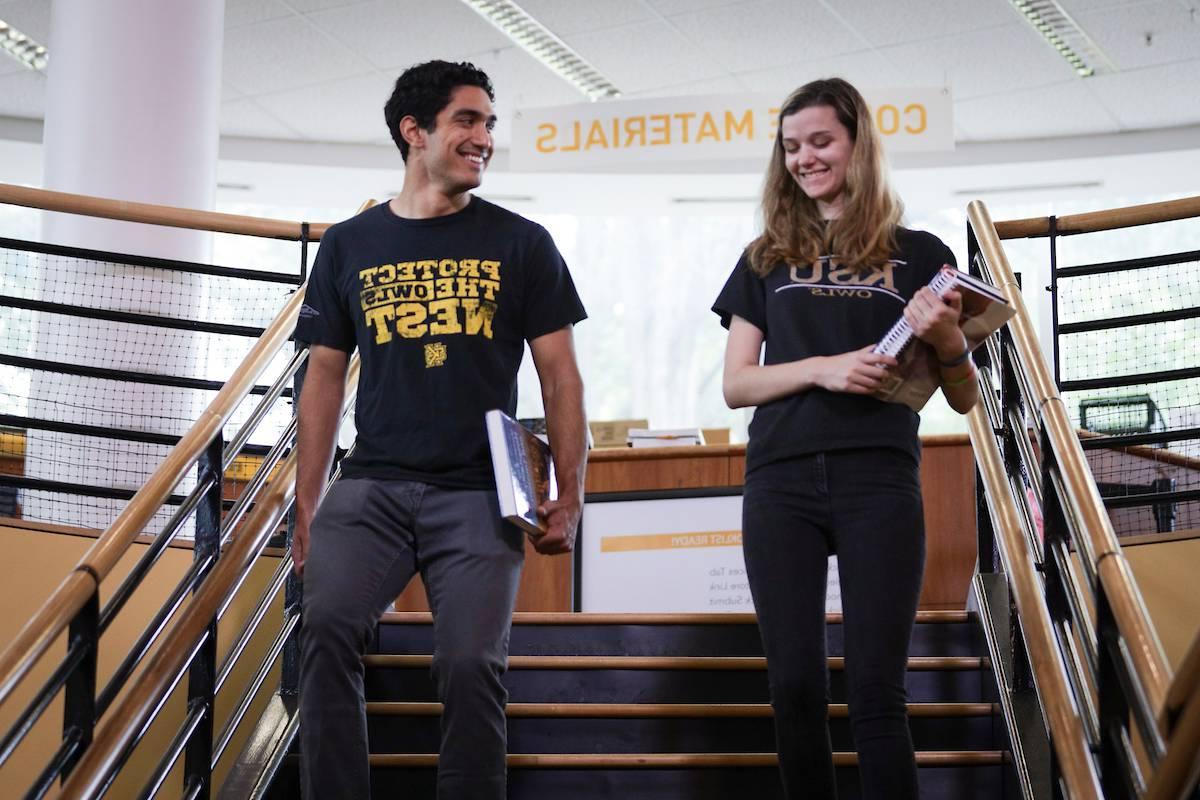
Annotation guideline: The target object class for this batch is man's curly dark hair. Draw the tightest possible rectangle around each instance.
[384,60,495,162]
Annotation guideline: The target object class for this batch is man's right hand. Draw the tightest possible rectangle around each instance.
[291,517,310,577]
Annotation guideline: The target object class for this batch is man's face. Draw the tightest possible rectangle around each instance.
[418,85,495,195]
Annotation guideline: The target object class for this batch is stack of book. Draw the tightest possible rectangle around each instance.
[626,428,706,448]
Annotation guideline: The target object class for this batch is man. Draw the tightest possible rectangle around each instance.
[293,60,587,799]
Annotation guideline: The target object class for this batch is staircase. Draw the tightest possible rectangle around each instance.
[267,610,1015,799]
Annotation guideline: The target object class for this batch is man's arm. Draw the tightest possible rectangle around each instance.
[293,344,350,575]
[528,326,587,555]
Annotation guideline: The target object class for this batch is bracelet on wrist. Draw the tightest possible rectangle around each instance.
[943,365,976,387]
[938,347,972,368]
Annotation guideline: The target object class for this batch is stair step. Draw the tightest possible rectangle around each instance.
[364,658,990,704]
[364,654,987,670]
[368,750,1007,767]
[365,701,999,717]
[376,611,981,658]
[271,752,1014,800]
[381,611,972,625]
[364,701,1002,753]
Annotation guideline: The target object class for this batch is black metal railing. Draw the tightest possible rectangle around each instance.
[1045,227,1200,536]
[967,198,1194,800]
[0,184,326,798]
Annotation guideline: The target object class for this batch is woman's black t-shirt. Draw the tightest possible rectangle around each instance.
[712,227,955,472]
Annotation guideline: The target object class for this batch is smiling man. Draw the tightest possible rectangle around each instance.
[293,60,588,799]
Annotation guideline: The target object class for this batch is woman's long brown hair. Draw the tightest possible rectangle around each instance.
[746,78,902,277]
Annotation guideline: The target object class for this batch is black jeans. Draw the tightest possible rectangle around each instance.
[742,448,925,800]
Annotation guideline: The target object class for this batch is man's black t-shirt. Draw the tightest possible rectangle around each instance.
[297,197,587,489]
[712,228,956,472]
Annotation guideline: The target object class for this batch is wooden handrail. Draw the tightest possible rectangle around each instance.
[1144,640,1200,800]
[57,342,364,797]
[0,182,331,240]
[970,201,1171,718]
[1164,633,1200,726]
[1078,428,1200,473]
[1145,641,1200,800]
[967,404,1103,798]
[994,195,1200,240]
[59,454,298,798]
[0,288,304,711]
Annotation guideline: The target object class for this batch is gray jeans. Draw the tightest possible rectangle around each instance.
[299,478,525,799]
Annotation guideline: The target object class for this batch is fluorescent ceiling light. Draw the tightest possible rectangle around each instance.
[459,0,621,101]
[1008,0,1115,77]
[0,19,48,71]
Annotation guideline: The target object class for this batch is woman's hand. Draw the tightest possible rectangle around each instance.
[904,286,967,362]
[814,345,898,395]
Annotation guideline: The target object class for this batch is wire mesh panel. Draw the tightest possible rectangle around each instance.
[1054,238,1200,537]
[0,237,301,532]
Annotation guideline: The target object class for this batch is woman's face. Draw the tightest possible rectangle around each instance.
[780,104,854,218]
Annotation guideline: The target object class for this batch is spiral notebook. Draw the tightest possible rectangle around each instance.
[872,267,1014,411]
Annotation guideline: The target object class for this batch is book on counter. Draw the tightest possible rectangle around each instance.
[872,266,1015,411]
[485,409,557,537]
[626,428,706,448]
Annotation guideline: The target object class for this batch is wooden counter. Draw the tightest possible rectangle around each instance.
[394,436,977,612]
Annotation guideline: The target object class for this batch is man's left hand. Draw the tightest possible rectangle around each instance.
[534,494,582,555]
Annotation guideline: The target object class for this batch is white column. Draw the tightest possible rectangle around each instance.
[42,0,224,259]
[25,0,225,530]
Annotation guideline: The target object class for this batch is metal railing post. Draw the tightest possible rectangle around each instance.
[184,434,223,799]
[282,338,307,697]
[1096,583,1134,800]
[1047,215,1061,389]
[60,590,99,778]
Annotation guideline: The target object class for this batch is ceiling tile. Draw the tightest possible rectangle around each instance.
[666,0,864,73]
[220,97,302,139]
[1056,0,1163,14]
[878,22,1077,99]
[286,0,374,12]
[1086,58,1200,129]
[734,49,908,100]
[464,48,586,115]
[222,15,374,96]
[223,0,293,30]
[0,69,46,118]
[955,80,1121,140]
[646,0,756,15]
[251,71,397,143]
[0,56,28,79]
[623,74,751,98]
[827,0,1017,48]
[305,0,510,71]
[563,19,727,94]
[1073,1,1200,71]
[515,0,658,36]
[0,0,51,42]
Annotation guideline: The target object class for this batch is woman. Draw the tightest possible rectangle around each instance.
[711,78,979,799]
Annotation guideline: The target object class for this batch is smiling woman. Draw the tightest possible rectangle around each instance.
[711,77,976,800]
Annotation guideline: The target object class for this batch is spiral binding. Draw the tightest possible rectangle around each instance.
[872,269,957,357]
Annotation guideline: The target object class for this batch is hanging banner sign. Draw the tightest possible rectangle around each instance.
[510,89,952,172]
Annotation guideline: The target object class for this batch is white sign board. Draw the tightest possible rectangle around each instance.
[511,89,952,172]
[580,493,840,613]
